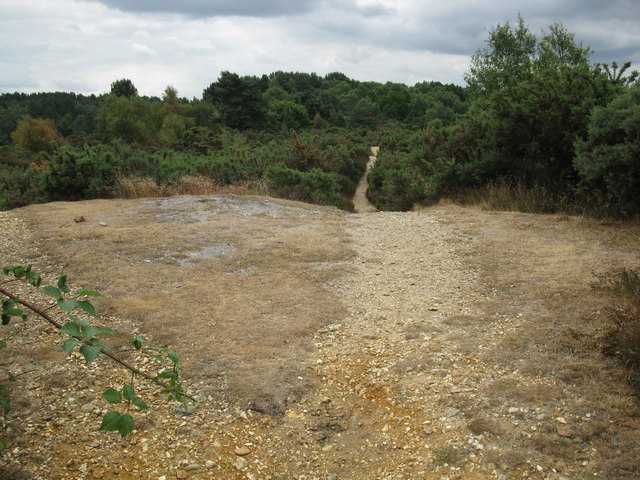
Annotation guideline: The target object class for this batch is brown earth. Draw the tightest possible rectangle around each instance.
[0,190,639,480]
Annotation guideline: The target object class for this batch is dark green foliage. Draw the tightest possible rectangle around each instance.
[574,84,640,217]
[265,163,353,211]
[110,78,138,98]
[40,144,120,201]
[203,72,267,130]
[461,18,612,188]
[0,147,46,210]
[96,95,155,144]
[0,92,101,144]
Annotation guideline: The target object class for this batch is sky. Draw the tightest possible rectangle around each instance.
[1,0,639,99]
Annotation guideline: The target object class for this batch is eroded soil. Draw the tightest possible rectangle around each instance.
[1,194,639,480]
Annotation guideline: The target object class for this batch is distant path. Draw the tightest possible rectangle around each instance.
[352,146,379,213]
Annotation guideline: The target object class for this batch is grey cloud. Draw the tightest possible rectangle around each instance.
[95,0,320,17]
[95,0,395,19]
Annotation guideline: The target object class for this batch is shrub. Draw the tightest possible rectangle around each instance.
[39,144,120,201]
[0,147,45,210]
[11,115,62,153]
[574,84,640,217]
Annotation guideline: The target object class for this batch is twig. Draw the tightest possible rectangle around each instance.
[0,285,196,403]
[0,369,37,383]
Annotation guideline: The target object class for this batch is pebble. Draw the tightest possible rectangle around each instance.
[557,426,574,438]
[185,464,200,472]
[234,457,248,470]
[205,460,215,469]
[176,470,188,479]
[81,403,95,413]
[235,446,251,456]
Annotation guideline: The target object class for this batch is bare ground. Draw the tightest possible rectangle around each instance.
[0,193,639,480]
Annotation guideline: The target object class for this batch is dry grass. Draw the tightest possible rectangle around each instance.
[15,195,352,414]
[430,205,640,479]
[440,181,627,218]
[114,175,270,199]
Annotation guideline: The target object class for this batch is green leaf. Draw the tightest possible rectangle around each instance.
[167,351,179,364]
[99,411,120,428]
[102,388,122,404]
[99,412,135,437]
[150,354,164,363]
[132,398,149,410]
[58,299,78,312]
[0,438,6,452]
[122,384,135,401]
[43,286,63,299]
[80,325,100,340]
[30,273,42,287]
[158,370,178,380]
[2,313,11,325]
[79,345,101,363]
[77,288,102,297]
[0,340,6,349]
[91,340,112,351]
[0,395,10,414]
[59,322,81,337]
[63,338,80,354]
[96,327,117,336]
[57,274,70,294]
[1,299,14,312]
[77,300,97,317]
[130,336,145,350]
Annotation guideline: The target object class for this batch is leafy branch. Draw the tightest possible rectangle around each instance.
[0,265,196,443]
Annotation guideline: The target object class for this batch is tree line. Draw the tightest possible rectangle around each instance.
[1,16,638,217]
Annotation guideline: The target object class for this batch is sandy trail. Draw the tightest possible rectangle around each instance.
[352,147,378,213]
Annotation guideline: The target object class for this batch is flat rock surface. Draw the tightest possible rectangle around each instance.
[0,196,639,480]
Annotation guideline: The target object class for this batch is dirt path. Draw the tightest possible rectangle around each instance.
[1,197,639,480]
[352,147,378,213]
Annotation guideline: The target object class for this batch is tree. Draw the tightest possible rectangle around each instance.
[574,83,640,216]
[460,16,614,187]
[598,61,639,87]
[203,72,267,130]
[11,115,62,153]
[155,86,192,144]
[96,95,154,143]
[110,78,138,98]
[348,97,380,129]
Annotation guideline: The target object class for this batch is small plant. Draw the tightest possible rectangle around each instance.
[0,265,195,448]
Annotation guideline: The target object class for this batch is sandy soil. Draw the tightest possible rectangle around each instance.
[0,190,639,479]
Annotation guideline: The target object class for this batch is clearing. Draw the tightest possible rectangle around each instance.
[0,188,639,479]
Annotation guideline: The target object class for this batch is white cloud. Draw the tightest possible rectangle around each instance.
[0,0,639,98]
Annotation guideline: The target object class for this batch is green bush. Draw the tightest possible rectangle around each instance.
[39,144,121,201]
[264,163,353,210]
[574,84,640,217]
[0,147,45,210]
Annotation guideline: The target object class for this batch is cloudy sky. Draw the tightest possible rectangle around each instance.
[1,0,639,99]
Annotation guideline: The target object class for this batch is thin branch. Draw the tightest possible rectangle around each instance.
[0,285,196,403]
[0,286,62,329]
[0,369,37,383]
